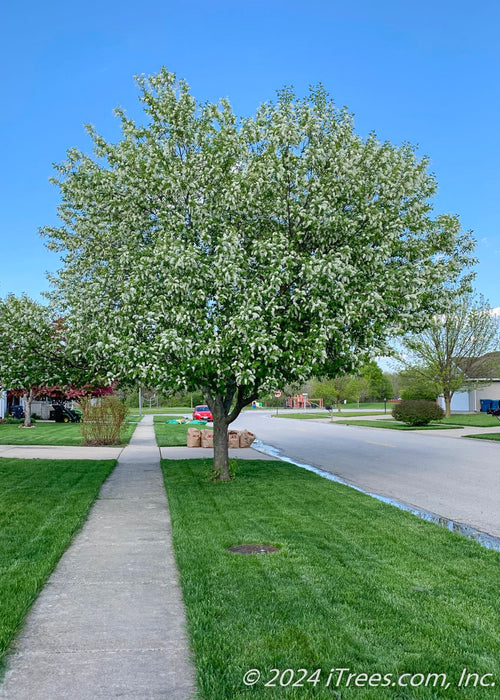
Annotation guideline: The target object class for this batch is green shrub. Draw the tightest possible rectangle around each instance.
[79,396,128,445]
[392,399,444,426]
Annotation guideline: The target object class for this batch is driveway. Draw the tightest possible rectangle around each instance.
[232,411,500,539]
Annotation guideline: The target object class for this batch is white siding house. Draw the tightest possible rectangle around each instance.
[437,390,472,413]
[437,352,500,412]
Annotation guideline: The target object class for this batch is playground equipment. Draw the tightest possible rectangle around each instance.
[285,395,324,409]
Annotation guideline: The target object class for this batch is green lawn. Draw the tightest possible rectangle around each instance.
[273,412,330,419]
[275,411,386,419]
[331,413,500,432]
[441,414,500,428]
[344,401,394,410]
[128,406,192,415]
[161,458,500,699]
[0,458,116,670]
[0,421,137,446]
[333,419,461,430]
[249,402,392,412]
[153,416,194,446]
[464,433,500,442]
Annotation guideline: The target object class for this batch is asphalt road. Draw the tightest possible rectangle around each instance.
[232,411,500,539]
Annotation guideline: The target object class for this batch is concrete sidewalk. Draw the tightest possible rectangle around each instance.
[0,416,196,700]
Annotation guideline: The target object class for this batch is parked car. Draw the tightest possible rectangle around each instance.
[192,405,213,422]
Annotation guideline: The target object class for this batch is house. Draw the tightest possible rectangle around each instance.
[437,352,500,412]
[0,390,60,420]
[0,390,25,419]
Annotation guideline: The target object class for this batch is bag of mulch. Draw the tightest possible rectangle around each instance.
[228,430,240,448]
[201,430,214,448]
[187,427,201,447]
[239,429,256,448]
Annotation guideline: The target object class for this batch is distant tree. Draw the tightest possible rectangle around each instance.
[361,361,394,400]
[399,293,499,416]
[386,372,400,399]
[349,376,371,408]
[43,69,474,479]
[398,368,439,401]
[312,376,354,411]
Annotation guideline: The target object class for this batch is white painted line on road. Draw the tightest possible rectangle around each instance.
[364,440,396,448]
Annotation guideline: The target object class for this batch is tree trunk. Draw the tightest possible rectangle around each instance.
[23,389,34,427]
[212,414,230,480]
[444,392,451,418]
[204,386,259,481]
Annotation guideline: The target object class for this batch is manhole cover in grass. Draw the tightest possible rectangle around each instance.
[227,544,279,555]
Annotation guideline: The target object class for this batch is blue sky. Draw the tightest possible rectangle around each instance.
[1,0,499,308]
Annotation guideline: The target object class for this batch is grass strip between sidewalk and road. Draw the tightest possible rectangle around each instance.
[0,458,116,672]
[331,419,461,430]
[274,411,386,420]
[341,402,392,410]
[463,433,500,442]
[273,412,330,419]
[0,421,137,446]
[161,458,499,699]
[440,414,500,427]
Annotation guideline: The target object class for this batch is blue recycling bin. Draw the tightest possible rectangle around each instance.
[490,400,500,411]
[480,399,492,413]
[10,405,25,419]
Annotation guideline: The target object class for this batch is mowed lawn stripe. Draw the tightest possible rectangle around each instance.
[0,421,137,446]
[0,458,116,669]
[153,416,196,446]
[162,458,500,699]
[332,419,461,430]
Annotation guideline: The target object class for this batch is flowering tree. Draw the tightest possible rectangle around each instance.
[0,295,65,426]
[0,295,112,426]
[43,69,474,478]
